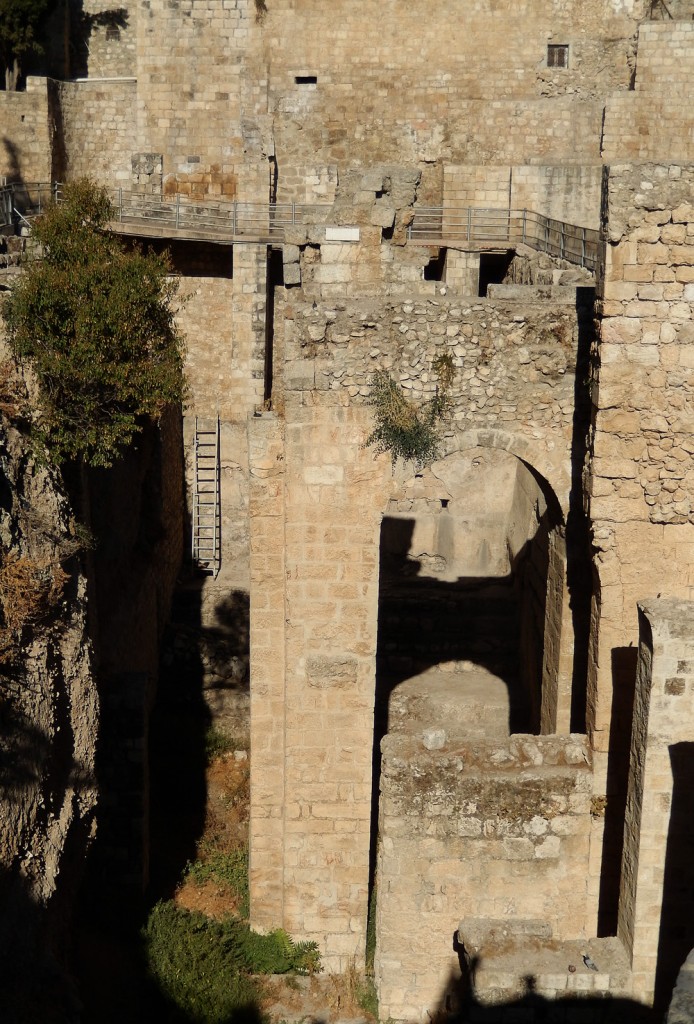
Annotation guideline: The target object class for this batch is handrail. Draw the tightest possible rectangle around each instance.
[406,206,599,271]
[2,182,599,270]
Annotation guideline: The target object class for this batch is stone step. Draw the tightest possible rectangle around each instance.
[453,930,633,1009]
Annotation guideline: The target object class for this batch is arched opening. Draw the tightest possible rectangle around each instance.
[374,446,565,751]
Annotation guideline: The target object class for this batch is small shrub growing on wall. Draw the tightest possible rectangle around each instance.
[365,353,455,466]
[0,551,68,662]
[2,179,185,468]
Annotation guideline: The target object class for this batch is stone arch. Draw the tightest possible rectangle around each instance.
[389,426,571,522]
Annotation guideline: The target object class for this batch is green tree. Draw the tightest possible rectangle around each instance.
[2,180,185,467]
[0,0,57,90]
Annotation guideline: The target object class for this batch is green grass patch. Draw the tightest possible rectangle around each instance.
[186,848,250,918]
[204,727,238,763]
[143,903,320,1024]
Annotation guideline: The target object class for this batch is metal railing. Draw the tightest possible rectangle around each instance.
[407,206,599,271]
[52,184,332,242]
[2,182,599,271]
[0,185,13,229]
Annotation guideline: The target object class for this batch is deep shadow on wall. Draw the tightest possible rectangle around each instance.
[440,952,656,1024]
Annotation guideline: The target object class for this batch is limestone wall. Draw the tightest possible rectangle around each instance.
[602,23,694,163]
[444,164,603,230]
[375,733,593,1022]
[134,0,269,203]
[77,0,137,78]
[249,202,594,966]
[0,79,51,183]
[586,163,694,935]
[50,79,135,185]
[282,292,588,492]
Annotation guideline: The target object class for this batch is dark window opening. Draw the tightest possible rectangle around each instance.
[423,248,446,281]
[547,44,569,68]
[295,75,317,85]
[478,251,514,297]
[105,25,121,41]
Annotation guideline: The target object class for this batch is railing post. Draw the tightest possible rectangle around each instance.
[582,227,586,268]
[560,222,565,260]
[175,192,180,229]
[292,202,296,226]
[467,206,472,243]
[118,187,123,222]
[233,200,237,237]
[522,209,527,245]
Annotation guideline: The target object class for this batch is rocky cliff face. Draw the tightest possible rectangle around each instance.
[0,359,99,1023]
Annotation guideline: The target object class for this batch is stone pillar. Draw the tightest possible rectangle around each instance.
[585,163,694,933]
[248,413,287,931]
[445,249,480,295]
[540,530,574,734]
[231,243,268,416]
[619,599,694,1010]
[248,392,386,969]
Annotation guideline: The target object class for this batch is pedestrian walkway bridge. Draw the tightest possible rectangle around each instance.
[0,182,600,271]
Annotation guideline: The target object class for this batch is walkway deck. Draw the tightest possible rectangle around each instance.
[0,182,600,270]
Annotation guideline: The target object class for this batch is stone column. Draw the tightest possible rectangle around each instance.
[231,243,268,416]
[248,413,287,931]
[619,599,694,1010]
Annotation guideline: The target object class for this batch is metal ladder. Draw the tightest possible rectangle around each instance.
[192,416,221,577]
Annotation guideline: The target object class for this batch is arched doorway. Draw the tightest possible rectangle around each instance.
[375,445,567,752]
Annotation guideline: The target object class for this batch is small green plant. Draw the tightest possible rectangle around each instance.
[364,354,455,466]
[356,975,379,1020]
[186,848,250,917]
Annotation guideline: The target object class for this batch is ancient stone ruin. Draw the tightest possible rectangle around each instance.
[3,0,694,1019]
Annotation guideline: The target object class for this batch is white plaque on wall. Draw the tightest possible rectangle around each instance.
[325,226,360,242]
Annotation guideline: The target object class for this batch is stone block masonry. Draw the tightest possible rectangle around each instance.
[602,23,694,163]
[376,734,594,1022]
[586,163,694,941]
[49,79,136,185]
[0,79,51,183]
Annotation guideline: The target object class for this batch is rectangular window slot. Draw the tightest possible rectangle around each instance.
[295,75,318,85]
[547,44,569,68]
